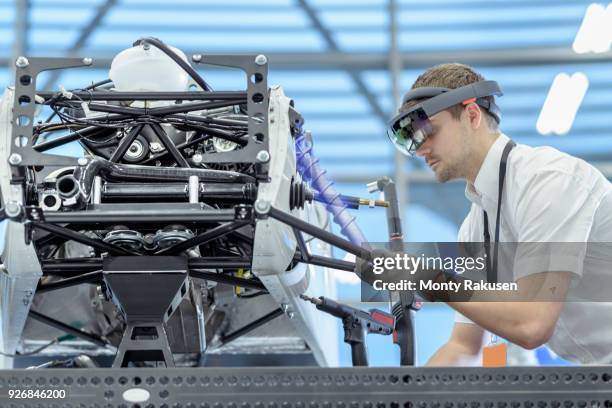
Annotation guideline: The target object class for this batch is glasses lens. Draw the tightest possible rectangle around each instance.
[387,126,414,156]
[389,123,430,156]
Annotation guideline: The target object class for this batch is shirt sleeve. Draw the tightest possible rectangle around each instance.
[455,311,476,324]
[512,169,596,279]
[455,211,478,325]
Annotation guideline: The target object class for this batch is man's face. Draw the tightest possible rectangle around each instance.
[415,109,471,182]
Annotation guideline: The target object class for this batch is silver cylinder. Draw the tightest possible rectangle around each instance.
[188,175,199,204]
[92,176,102,204]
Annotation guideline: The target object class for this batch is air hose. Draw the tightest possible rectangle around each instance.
[295,130,368,247]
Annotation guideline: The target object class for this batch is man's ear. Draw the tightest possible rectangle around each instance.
[463,102,482,130]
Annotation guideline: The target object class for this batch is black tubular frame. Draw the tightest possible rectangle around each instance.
[10,54,268,167]
[5,53,388,365]
[31,222,138,256]
[220,307,285,345]
[35,270,103,294]
[28,310,108,347]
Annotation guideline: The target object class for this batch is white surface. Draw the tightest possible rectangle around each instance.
[110,43,191,93]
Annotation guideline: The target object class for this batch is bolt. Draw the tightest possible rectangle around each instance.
[8,153,22,165]
[82,57,93,66]
[256,150,270,163]
[192,153,203,164]
[5,201,22,218]
[280,303,289,312]
[96,285,106,301]
[192,54,202,63]
[255,54,267,66]
[287,312,295,319]
[150,142,163,152]
[77,157,88,166]
[238,207,248,219]
[254,199,271,215]
[15,56,29,68]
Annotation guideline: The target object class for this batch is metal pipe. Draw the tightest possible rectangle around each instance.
[389,0,408,221]
[189,257,252,269]
[293,228,311,261]
[33,126,116,152]
[42,207,237,224]
[32,222,136,256]
[72,157,255,202]
[189,270,266,291]
[29,310,108,347]
[60,99,243,117]
[267,206,371,261]
[108,124,145,163]
[167,114,248,145]
[102,182,256,200]
[220,308,284,345]
[42,257,253,275]
[42,259,102,275]
[156,221,250,255]
[37,91,246,101]
[148,122,190,167]
[189,176,199,204]
[92,176,102,204]
[56,175,79,200]
[294,251,356,273]
[36,271,103,294]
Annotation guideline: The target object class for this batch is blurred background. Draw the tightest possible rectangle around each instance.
[1,0,611,367]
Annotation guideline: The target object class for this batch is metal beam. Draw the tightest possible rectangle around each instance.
[11,0,29,73]
[7,48,612,73]
[388,0,408,218]
[332,160,612,184]
[296,0,387,123]
[41,0,118,91]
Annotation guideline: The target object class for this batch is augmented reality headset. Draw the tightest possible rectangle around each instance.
[387,80,503,156]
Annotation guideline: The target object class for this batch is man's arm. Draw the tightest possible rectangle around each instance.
[427,322,485,366]
[448,271,572,349]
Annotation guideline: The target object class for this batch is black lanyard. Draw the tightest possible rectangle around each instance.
[483,140,516,283]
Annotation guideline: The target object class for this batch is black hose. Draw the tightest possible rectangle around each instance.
[134,37,212,92]
[43,79,113,124]
[72,157,256,201]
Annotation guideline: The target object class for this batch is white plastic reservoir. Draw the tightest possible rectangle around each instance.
[109,43,191,92]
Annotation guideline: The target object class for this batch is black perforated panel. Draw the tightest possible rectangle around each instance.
[1,366,612,407]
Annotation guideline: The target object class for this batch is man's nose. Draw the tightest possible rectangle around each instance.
[415,139,431,157]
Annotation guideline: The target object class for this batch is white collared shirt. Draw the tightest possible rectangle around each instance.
[455,133,612,364]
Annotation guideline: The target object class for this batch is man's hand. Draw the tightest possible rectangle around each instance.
[427,322,485,366]
[354,248,446,301]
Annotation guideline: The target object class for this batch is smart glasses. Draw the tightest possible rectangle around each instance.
[387,80,503,156]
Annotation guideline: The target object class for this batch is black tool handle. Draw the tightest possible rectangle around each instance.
[350,342,368,366]
[393,296,416,366]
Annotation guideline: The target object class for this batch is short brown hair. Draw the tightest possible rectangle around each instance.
[400,63,499,131]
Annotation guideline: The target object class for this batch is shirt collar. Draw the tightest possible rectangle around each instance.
[464,133,511,207]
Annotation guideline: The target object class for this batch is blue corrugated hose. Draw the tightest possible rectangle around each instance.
[295,130,368,247]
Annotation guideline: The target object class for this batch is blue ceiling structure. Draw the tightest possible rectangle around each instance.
[1,0,611,235]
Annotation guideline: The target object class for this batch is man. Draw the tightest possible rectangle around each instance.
[387,63,612,365]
